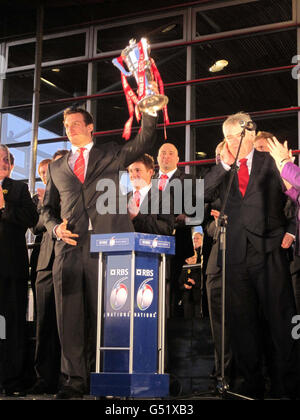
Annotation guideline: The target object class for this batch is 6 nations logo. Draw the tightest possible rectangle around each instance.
[137,278,154,311]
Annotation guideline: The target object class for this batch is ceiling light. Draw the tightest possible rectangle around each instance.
[40,77,57,88]
[51,68,60,72]
[209,59,228,73]
[196,152,207,158]
[161,24,176,33]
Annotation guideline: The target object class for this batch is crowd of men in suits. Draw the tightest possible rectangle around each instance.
[1,105,300,400]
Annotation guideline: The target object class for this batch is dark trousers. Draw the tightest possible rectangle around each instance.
[290,254,300,314]
[226,242,300,399]
[35,268,60,389]
[170,256,186,317]
[206,272,233,380]
[291,271,300,314]
[52,236,98,392]
[0,274,27,390]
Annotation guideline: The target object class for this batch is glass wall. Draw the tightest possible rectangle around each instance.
[0,0,297,186]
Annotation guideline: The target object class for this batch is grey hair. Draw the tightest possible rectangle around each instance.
[223,112,252,135]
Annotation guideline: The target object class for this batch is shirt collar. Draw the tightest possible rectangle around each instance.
[159,168,177,179]
[238,148,254,166]
[133,183,152,197]
[71,141,93,154]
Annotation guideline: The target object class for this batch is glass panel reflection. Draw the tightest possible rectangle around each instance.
[8,32,86,69]
[195,0,292,36]
[96,14,184,53]
[41,63,88,101]
[3,70,34,107]
[195,72,297,119]
[193,30,296,78]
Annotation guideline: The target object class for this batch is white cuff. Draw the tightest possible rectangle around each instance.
[221,161,231,171]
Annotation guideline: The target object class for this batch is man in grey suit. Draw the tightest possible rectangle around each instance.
[42,107,157,399]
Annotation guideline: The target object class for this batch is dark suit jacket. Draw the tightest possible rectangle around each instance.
[0,177,38,278]
[42,113,157,255]
[204,150,291,265]
[129,186,174,236]
[31,203,55,272]
[158,168,195,260]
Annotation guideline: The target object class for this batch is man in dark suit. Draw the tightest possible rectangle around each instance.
[30,158,52,317]
[0,145,38,396]
[204,112,300,399]
[127,153,174,236]
[42,107,157,399]
[29,152,68,395]
[156,143,195,317]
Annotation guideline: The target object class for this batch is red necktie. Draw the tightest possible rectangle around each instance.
[74,148,86,183]
[238,158,249,197]
[133,190,141,208]
[158,174,168,191]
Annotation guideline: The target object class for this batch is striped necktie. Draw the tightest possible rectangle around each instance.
[158,174,169,191]
[133,190,141,208]
[238,158,249,196]
[74,147,86,183]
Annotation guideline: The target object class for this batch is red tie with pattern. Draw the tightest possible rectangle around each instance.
[133,190,141,208]
[74,147,86,183]
[238,158,249,197]
[158,174,169,191]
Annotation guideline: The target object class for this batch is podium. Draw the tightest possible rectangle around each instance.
[90,232,175,398]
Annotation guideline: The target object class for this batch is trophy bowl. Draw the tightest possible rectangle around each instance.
[114,38,168,113]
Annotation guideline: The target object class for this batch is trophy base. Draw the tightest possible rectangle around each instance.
[138,94,169,113]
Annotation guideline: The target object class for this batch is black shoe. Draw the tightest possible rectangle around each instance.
[27,379,57,395]
[54,387,83,400]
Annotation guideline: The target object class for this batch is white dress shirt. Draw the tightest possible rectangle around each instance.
[68,142,94,178]
[132,183,152,207]
[158,168,177,187]
[221,148,254,174]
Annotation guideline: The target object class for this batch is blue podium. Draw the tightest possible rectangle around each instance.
[90,232,175,398]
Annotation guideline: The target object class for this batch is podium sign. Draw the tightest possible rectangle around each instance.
[90,233,175,397]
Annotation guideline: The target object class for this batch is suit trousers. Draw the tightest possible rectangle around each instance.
[35,268,61,389]
[226,241,300,398]
[206,272,233,380]
[52,233,98,392]
[0,274,27,390]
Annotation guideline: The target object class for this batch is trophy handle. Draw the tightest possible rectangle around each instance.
[112,58,132,77]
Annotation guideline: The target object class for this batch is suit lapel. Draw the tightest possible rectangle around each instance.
[244,150,266,197]
[62,152,76,179]
[85,145,106,183]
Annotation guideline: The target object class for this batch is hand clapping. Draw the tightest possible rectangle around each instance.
[267,137,293,172]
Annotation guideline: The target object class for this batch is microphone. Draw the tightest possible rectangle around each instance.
[239,120,257,131]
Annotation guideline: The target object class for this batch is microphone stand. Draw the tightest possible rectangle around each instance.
[212,127,254,400]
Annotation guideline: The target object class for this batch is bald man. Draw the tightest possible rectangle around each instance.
[156,143,196,317]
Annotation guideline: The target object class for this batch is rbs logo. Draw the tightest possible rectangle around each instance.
[110,268,129,276]
[136,269,154,277]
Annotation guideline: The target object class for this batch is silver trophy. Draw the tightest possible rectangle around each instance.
[113,38,168,113]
